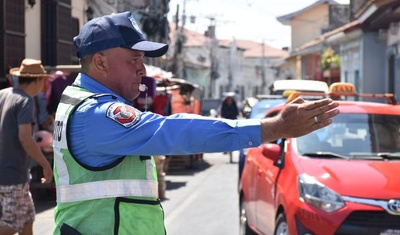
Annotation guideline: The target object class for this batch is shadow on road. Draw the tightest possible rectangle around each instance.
[31,187,56,213]
[165,180,187,191]
[166,158,211,176]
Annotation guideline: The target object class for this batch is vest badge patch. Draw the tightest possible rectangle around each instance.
[106,103,140,128]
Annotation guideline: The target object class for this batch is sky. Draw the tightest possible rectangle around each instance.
[167,0,350,49]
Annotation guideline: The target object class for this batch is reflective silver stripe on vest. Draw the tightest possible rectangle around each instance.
[57,179,159,203]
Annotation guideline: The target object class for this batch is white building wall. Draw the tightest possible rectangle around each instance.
[215,47,231,96]
[179,38,283,100]
[25,1,41,59]
[72,0,88,28]
[234,50,249,99]
[25,0,88,60]
[242,57,262,96]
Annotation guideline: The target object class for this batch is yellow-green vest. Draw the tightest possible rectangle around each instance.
[53,86,165,235]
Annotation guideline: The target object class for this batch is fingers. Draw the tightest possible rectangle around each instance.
[304,98,336,111]
[304,99,339,120]
[260,97,341,142]
[313,108,339,123]
[291,97,339,122]
[307,102,340,133]
[287,98,339,136]
[311,109,338,129]
[41,175,53,184]
[41,167,53,184]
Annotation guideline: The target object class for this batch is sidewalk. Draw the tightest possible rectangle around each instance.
[33,196,56,234]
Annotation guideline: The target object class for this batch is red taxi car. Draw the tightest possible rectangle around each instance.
[239,83,400,235]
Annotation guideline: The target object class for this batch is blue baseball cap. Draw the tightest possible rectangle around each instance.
[73,11,168,58]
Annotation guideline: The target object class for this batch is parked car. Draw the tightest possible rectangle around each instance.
[248,98,286,119]
[242,97,260,119]
[239,83,400,235]
[201,98,221,117]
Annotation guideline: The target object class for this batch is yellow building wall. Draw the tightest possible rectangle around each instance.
[291,4,330,50]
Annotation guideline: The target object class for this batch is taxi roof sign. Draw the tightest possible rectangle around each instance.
[283,82,397,105]
[329,83,357,94]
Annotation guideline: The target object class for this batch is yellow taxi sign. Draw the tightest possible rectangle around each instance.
[329,83,357,94]
[285,91,301,103]
[282,90,298,97]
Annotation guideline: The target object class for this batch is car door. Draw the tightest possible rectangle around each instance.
[255,112,283,234]
[242,147,261,227]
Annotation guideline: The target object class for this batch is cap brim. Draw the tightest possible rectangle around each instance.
[130,41,168,58]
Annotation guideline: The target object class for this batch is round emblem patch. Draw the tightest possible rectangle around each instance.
[106,103,140,128]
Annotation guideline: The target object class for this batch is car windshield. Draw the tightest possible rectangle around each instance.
[296,113,400,159]
[250,99,285,119]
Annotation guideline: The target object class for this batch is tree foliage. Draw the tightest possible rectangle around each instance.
[321,47,341,71]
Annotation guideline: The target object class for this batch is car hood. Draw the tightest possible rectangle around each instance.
[296,157,400,198]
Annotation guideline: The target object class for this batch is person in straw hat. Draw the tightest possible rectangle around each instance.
[0,58,53,235]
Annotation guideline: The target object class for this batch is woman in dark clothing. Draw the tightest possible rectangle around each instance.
[220,96,240,162]
[220,96,239,120]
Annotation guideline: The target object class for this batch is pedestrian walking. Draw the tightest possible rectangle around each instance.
[220,95,240,120]
[53,11,339,234]
[0,58,53,235]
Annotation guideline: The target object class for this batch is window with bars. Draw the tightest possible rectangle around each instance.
[41,0,75,66]
[0,0,25,87]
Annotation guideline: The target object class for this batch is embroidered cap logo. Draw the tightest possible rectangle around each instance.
[128,15,143,35]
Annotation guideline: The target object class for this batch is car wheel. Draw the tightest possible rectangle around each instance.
[274,213,288,235]
[239,197,257,235]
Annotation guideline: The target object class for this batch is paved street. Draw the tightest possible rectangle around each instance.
[33,152,241,235]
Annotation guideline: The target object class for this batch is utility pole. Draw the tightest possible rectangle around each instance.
[260,40,266,94]
[228,38,237,94]
[207,17,218,98]
[170,0,191,79]
[170,4,180,75]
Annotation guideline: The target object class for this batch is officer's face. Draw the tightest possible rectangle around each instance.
[100,48,146,101]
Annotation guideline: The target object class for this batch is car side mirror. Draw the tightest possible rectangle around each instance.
[260,143,281,162]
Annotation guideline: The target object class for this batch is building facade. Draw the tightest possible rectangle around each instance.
[0,0,170,89]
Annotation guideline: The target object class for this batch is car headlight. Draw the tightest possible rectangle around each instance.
[298,174,345,213]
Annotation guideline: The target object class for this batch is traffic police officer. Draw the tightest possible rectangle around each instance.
[53,11,339,235]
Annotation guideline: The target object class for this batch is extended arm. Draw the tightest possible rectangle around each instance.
[19,123,53,184]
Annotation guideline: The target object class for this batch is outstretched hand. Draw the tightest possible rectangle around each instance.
[261,96,340,143]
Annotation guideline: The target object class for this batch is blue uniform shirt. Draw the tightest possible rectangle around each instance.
[69,73,262,167]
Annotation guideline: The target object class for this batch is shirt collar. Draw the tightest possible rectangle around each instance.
[73,73,130,103]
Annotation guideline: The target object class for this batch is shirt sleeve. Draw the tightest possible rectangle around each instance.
[17,97,34,125]
[69,97,262,167]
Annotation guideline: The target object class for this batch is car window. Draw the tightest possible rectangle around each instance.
[250,99,285,119]
[296,113,400,158]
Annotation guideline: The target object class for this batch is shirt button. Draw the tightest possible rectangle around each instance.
[248,141,253,146]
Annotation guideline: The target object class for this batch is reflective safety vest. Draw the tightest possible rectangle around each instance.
[53,86,165,235]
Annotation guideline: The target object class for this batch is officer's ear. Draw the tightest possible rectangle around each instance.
[92,52,108,74]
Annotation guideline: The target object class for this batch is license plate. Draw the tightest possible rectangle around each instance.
[381,229,400,235]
